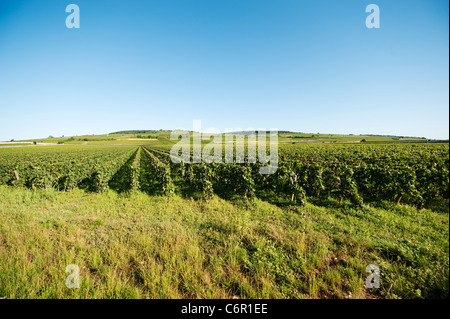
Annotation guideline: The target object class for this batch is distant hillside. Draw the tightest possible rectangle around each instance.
[9,129,447,146]
[109,129,431,140]
[110,130,166,134]
[363,134,427,139]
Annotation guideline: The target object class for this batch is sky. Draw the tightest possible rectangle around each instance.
[0,0,448,141]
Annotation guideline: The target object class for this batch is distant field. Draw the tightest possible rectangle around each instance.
[7,130,439,147]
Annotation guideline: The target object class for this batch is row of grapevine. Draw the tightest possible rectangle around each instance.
[1,142,447,208]
[275,144,449,207]
[145,148,256,200]
[141,147,174,196]
[0,145,137,192]
[144,143,449,208]
[107,148,141,192]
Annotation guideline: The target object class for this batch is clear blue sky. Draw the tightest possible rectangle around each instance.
[0,0,448,140]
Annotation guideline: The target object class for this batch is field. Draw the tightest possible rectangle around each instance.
[0,135,448,299]
[8,130,439,146]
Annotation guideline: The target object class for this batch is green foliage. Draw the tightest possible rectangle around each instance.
[142,148,174,196]
[0,145,136,192]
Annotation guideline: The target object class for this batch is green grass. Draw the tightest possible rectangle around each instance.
[0,186,447,299]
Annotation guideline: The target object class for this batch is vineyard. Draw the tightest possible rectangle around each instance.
[1,143,448,209]
[0,145,137,192]
[0,141,448,299]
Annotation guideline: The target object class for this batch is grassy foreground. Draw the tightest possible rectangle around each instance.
[0,186,448,299]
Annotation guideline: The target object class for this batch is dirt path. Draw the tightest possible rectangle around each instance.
[0,143,60,148]
[0,142,32,144]
[117,138,157,141]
